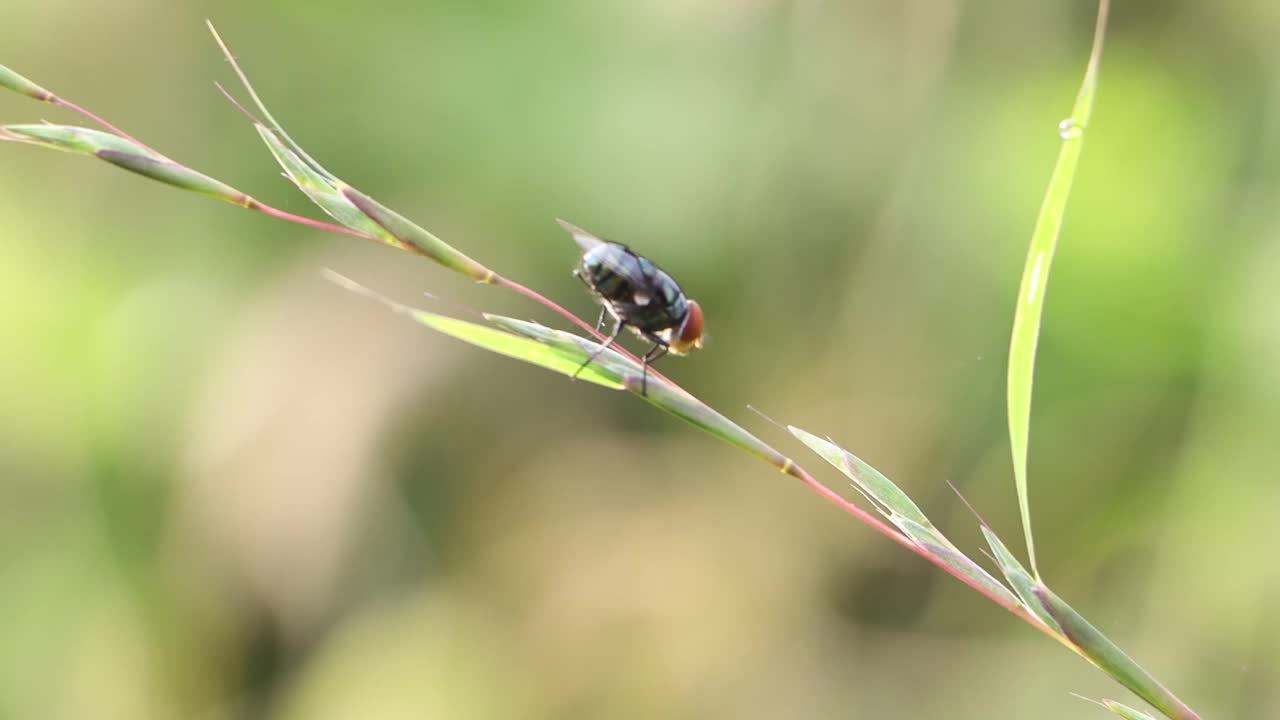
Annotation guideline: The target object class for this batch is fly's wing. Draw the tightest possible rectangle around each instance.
[559,219,658,294]
[556,218,607,254]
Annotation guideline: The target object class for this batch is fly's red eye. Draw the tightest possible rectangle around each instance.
[674,300,704,352]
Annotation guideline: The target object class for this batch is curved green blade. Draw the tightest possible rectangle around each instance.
[1007,1,1109,577]
[788,426,930,526]
[324,272,621,389]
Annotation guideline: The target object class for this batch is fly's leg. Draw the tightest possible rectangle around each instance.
[595,306,607,332]
[574,319,624,380]
[639,344,669,396]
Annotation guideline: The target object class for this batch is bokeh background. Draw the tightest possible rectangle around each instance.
[2,1,1277,718]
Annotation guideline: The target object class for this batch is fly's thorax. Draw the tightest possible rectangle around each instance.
[579,243,641,303]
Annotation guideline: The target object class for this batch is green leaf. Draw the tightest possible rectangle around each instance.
[3,123,149,156]
[787,427,931,527]
[1102,700,1159,720]
[485,315,637,377]
[1034,586,1200,720]
[898,519,1021,607]
[787,429,1021,607]
[208,22,499,284]
[255,127,392,242]
[94,150,249,202]
[351,288,798,472]
[981,526,1063,634]
[492,313,797,472]
[630,374,795,471]
[329,272,827,476]
[324,272,622,389]
[342,186,497,283]
[1006,0,1110,577]
[421,313,621,388]
[2,125,250,205]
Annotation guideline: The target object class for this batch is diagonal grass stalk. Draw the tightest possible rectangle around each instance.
[323,272,1054,632]
[0,3,1203,716]
[0,53,666,386]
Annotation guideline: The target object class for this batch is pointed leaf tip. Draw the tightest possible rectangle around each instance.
[1102,700,1159,720]
[327,285,625,390]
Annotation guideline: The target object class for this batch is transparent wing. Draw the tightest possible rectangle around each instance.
[558,218,660,290]
[556,218,607,254]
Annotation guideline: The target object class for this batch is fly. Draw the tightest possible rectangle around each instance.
[558,219,705,395]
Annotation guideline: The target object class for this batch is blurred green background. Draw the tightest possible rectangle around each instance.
[2,1,1277,718]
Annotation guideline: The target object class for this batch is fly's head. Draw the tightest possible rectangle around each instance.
[668,300,704,355]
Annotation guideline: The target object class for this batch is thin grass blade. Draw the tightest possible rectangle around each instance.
[324,273,622,389]
[623,374,797,471]
[897,519,1020,606]
[980,526,1063,634]
[787,427,931,527]
[787,428,1029,609]
[4,123,153,155]
[488,314,796,472]
[1007,0,1110,577]
[2,124,250,204]
[341,187,496,283]
[1033,585,1200,720]
[208,22,499,283]
[1102,700,1159,720]
[255,126,393,241]
[485,316,638,378]
[0,65,54,101]
[418,314,620,387]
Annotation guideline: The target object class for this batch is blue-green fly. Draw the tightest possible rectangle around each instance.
[559,219,705,395]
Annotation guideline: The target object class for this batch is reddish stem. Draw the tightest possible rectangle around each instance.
[506,271,1050,635]
[52,97,169,160]
[247,200,379,240]
[785,463,1059,637]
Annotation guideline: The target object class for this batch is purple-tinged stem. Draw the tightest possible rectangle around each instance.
[50,96,169,161]
[244,199,380,240]
[782,462,1063,640]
